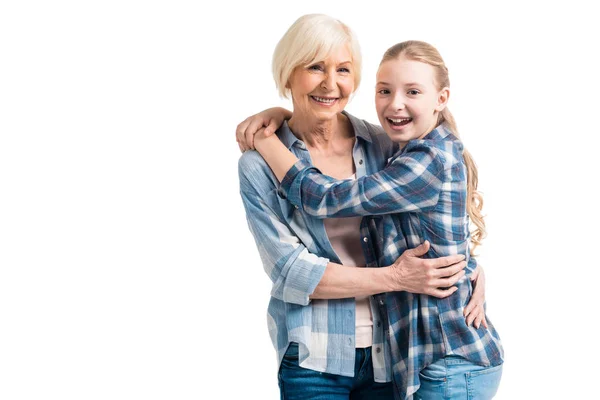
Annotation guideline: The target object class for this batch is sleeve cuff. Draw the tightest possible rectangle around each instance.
[279,160,317,206]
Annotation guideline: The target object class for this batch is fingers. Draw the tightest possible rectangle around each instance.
[435,261,467,279]
[407,240,430,257]
[465,307,476,327]
[431,253,466,269]
[433,270,465,289]
[463,297,475,317]
[464,305,488,329]
[236,118,251,150]
[429,286,458,298]
[264,119,279,137]
[474,312,484,329]
[245,117,269,150]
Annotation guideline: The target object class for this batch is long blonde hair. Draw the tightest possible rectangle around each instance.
[380,41,486,254]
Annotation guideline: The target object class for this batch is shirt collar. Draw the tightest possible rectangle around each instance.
[390,123,456,161]
[422,123,454,141]
[276,110,374,150]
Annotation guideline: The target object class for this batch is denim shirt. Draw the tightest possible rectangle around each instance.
[238,112,396,381]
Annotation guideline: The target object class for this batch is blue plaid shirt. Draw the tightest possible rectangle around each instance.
[280,125,504,399]
[238,112,397,381]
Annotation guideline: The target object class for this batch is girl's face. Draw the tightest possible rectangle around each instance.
[287,46,355,123]
[375,56,449,147]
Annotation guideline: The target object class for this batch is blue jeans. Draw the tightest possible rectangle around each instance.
[278,342,393,399]
[414,355,503,400]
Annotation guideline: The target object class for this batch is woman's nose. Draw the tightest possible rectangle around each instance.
[321,73,336,91]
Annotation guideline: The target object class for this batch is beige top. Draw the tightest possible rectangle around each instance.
[322,175,373,348]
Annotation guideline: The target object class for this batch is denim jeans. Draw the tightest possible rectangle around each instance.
[278,342,393,399]
[414,355,503,400]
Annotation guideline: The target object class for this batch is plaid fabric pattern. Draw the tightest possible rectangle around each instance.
[238,112,397,381]
[280,125,504,399]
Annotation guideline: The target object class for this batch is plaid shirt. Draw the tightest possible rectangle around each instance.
[238,112,397,381]
[280,125,504,399]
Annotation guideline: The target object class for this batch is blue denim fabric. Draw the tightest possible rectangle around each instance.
[414,355,503,400]
[278,343,393,400]
[239,112,397,380]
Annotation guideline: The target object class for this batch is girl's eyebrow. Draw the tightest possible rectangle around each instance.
[403,82,425,87]
[376,81,426,87]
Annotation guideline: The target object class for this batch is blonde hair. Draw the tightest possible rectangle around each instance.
[272,14,362,98]
[381,40,486,254]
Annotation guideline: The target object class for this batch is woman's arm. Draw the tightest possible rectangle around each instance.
[236,107,292,152]
[314,241,466,299]
[239,152,466,301]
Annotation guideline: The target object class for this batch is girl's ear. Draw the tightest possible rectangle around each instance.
[435,87,450,112]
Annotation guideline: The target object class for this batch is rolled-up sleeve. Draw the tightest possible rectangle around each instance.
[239,152,328,305]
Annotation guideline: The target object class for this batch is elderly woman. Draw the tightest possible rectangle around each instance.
[237,14,486,399]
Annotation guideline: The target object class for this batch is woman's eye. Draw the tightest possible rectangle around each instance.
[338,67,350,73]
[309,65,323,71]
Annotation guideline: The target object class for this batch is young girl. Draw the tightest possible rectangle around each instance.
[249,41,504,399]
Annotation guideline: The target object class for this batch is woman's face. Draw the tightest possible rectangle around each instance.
[375,56,448,147]
[287,46,355,123]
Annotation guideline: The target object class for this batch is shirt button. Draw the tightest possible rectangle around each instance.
[359,159,363,165]
[379,299,384,306]
[348,310,353,317]
[294,205,298,209]
[375,347,381,353]
[376,321,381,328]
[348,337,353,345]
[363,237,368,243]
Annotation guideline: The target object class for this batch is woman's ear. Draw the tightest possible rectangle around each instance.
[435,87,450,112]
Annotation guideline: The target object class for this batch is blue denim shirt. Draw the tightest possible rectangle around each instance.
[238,112,396,381]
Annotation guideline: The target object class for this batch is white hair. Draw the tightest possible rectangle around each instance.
[272,14,362,98]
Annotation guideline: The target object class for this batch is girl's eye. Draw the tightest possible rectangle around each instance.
[377,89,390,95]
[407,89,420,95]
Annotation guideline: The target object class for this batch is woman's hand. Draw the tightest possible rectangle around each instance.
[236,107,292,152]
[387,241,467,298]
[463,264,489,329]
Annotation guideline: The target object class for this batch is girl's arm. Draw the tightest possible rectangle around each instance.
[256,138,445,218]
[254,130,300,181]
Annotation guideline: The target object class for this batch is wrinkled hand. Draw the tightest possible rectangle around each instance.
[389,241,467,298]
[463,265,489,329]
[236,108,285,152]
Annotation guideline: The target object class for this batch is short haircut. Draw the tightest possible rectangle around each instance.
[272,14,362,98]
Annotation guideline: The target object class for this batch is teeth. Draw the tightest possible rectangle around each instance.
[389,118,410,123]
[313,96,336,103]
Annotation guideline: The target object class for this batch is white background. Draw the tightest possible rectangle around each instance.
[1,1,598,399]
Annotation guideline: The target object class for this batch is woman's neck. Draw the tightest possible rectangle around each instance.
[288,113,352,152]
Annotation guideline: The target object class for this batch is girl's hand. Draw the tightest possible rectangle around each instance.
[236,107,292,152]
[463,265,489,329]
